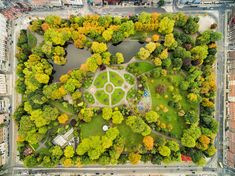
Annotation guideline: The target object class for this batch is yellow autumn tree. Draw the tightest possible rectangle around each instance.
[128,153,141,164]
[58,113,69,124]
[143,136,154,150]
[63,158,72,167]
[152,34,160,42]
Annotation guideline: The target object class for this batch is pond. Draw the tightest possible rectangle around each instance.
[52,41,144,81]
[108,40,144,63]
[52,45,91,82]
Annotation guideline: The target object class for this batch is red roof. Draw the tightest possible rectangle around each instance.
[181,154,192,162]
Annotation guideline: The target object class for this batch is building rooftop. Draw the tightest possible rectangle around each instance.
[227,38,235,168]
[62,0,83,5]
[0,128,4,144]
[52,128,74,148]
[30,0,62,7]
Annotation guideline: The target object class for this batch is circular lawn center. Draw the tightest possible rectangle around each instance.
[105,83,114,93]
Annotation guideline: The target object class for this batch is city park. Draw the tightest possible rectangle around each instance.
[14,12,222,167]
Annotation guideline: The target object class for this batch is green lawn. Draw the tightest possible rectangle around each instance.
[146,73,199,139]
[94,72,108,88]
[111,88,125,105]
[27,30,37,49]
[109,71,124,87]
[124,73,135,85]
[95,90,110,105]
[127,61,155,76]
[117,122,143,151]
[80,115,107,139]
[49,100,75,115]
[83,91,95,104]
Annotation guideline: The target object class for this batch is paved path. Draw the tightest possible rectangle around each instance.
[151,130,181,144]
[86,67,136,107]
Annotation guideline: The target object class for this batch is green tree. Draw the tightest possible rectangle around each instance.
[102,107,113,120]
[167,141,179,152]
[105,127,120,140]
[158,17,175,34]
[128,153,141,164]
[44,28,70,46]
[146,42,156,53]
[180,81,190,91]
[51,146,63,159]
[196,30,222,45]
[86,57,99,72]
[184,111,199,124]
[145,111,159,123]
[126,116,151,136]
[45,15,61,27]
[120,21,135,37]
[64,146,75,158]
[174,12,188,27]
[137,47,150,60]
[102,29,113,42]
[79,108,94,122]
[172,58,182,70]
[23,155,38,167]
[173,47,191,59]
[181,134,195,148]
[112,31,125,44]
[112,111,124,124]
[29,20,43,32]
[138,12,151,24]
[191,45,208,62]
[164,33,178,49]
[183,17,199,34]
[116,52,124,64]
[158,146,171,157]
[91,42,108,53]
[187,93,198,103]
[205,145,216,156]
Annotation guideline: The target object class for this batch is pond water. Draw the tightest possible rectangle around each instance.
[34,34,145,81]
[108,41,144,62]
[52,41,144,81]
[52,45,91,82]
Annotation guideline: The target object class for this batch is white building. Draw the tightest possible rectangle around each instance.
[50,0,63,6]
[29,0,62,8]
[0,74,7,95]
[0,14,7,71]
[53,128,74,148]
[62,0,83,6]
[0,113,8,124]
[0,97,10,113]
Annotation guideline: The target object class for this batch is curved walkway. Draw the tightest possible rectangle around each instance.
[151,130,181,145]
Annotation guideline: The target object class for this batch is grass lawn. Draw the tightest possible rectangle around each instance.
[49,100,76,115]
[111,88,125,105]
[94,72,108,88]
[27,30,37,49]
[95,90,110,105]
[127,61,155,76]
[146,73,199,139]
[124,73,135,85]
[117,122,143,151]
[109,71,124,87]
[80,115,107,139]
[83,91,95,104]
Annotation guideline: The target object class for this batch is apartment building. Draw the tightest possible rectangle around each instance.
[226,7,235,168]
[0,114,9,167]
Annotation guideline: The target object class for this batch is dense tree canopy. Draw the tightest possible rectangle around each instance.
[15,12,221,167]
